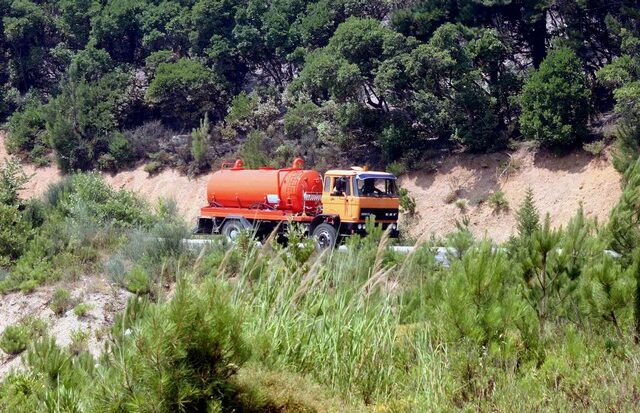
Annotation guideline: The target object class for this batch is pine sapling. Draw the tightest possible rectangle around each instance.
[515,188,540,239]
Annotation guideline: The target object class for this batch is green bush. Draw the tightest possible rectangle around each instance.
[190,114,209,170]
[50,288,72,316]
[92,277,251,411]
[488,190,509,213]
[519,47,591,148]
[239,130,269,168]
[144,161,163,175]
[439,244,541,364]
[51,174,151,229]
[5,101,47,155]
[108,132,134,168]
[124,265,152,295]
[0,204,31,267]
[69,329,90,355]
[0,158,31,207]
[386,161,407,177]
[0,325,30,355]
[0,318,47,355]
[146,58,225,125]
[399,188,417,217]
[73,303,93,318]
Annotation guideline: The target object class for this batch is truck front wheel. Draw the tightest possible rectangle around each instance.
[312,223,337,249]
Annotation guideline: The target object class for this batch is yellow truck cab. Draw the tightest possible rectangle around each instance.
[314,167,400,244]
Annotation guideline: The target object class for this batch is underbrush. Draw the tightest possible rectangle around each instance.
[4,161,640,410]
[0,171,178,294]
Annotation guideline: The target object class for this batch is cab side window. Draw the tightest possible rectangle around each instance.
[331,176,351,196]
[344,177,351,196]
[324,176,331,193]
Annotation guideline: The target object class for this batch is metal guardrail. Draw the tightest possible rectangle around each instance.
[180,238,623,269]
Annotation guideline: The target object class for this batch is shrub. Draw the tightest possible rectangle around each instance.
[583,140,606,157]
[0,204,31,266]
[52,174,151,228]
[399,188,417,217]
[0,318,47,355]
[5,101,47,155]
[50,288,72,316]
[144,161,163,175]
[488,190,509,213]
[108,132,134,168]
[97,153,117,171]
[611,123,640,173]
[239,130,269,168]
[580,255,633,336]
[0,158,31,206]
[190,114,209,170]
[515,188,540,239]
[124,266,152,295]
[45,71,130,172]
[29,144,50,167]
[145,58,225,125]
[386,161,407,177]
[69,329,90,354]
[519,47,591,148]
[438,243,540,364]
[0,325,30,355]
[19,280,38,294]
[92,277,251,411]
[455,199,467,213]
[73,303,93,318]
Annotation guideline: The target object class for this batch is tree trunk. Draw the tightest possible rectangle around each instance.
[530,11,548,69]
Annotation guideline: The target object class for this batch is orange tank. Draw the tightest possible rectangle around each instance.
[207,158,323,214]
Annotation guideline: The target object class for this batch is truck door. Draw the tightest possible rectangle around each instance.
[322,176,352,220]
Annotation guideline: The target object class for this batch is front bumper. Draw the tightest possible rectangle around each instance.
[342,222,400,238]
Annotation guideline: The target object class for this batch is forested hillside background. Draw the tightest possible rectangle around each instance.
[1,0,639,174]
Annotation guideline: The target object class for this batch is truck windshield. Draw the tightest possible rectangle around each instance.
[355,178,398,197]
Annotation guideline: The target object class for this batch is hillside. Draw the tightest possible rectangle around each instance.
[1,132,622,241]
[402,146,622,242]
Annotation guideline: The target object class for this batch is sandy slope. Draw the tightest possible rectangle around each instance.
[401,146,622,242]
[0,132,207,225]
[0,275,131,379]
[0,132,623,241]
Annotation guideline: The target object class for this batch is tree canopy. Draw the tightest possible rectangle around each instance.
[0,0,638,171]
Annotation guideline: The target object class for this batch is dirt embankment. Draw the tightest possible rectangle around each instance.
[0,132,623,242]
[401,146,622,242]
[0,275,131,379]
[0,132,207,224]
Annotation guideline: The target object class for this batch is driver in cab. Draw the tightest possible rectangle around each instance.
[332,177,348,196]
[360,178,383,197]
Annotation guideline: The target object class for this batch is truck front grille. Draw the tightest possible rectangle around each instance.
[359,208,399,221]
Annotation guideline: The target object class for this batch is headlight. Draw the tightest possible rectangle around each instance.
[390,224,397,230]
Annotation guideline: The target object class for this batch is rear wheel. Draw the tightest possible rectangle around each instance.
[221,219,246,240]
[312,223,338,249]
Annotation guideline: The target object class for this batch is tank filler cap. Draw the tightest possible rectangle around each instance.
[232,159,244,170]
[292,157,304,169]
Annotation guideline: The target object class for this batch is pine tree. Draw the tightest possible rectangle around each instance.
[191,114,209,169]
[608,159,640,261]
[519,215,563,336]
[612,123,640,174]
[515,188,540,239]
[580,254,632,337]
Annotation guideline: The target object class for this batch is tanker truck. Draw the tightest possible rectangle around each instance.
[195,158,400,248]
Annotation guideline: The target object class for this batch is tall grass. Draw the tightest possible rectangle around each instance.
[4,198,640,410]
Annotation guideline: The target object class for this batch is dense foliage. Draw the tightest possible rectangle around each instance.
[0,0,638,172]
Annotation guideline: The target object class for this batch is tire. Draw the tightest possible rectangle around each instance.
[312,223,338,250]
[221,219,246,240]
